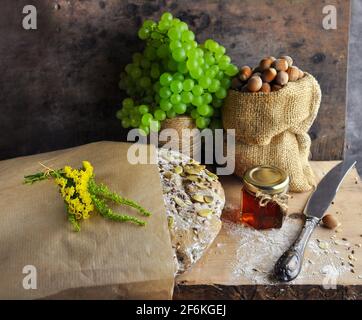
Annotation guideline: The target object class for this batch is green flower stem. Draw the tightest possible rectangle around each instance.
[91,194,146,226]
[68,212,80,232]
[24,170,62,184]
[89,179,151,217]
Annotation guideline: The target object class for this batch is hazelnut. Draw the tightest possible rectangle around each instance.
[280,55,293,67]
[275,71,289,85]
[287,66,300,82]
[259,57,274,71]
[266,56,276,62]
[272,58,289,72]
[322,214,341,230]
[260,82,271,93]
[247,76,263,92]
[231,77,242,90]
[271,84,282,92]
[299,69,305,79]
[261,67,277,83]
[239,66,252,81]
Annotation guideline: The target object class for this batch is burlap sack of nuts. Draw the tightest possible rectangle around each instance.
[223,73,321,192]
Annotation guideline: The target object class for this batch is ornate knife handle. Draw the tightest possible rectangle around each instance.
[274,216,319,282]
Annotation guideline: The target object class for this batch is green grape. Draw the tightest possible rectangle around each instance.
[209,79,220,92]
[181,91,193,104]
[220,77,231,88]
[199,76,211,89]
[192,95,203,107]
[215,70,224,80]
[144,46,157,61]
[125,63,133,74]
[209,41,219,52]
[159,87,172,99]
[195,48,204,57]
[204,117,211,126]
[160,99,173,111]
[171,18,181,26]
[178,21,188,32]
[150,66,160,79]
[181,30,195,42]
[167,109,176,119]
[161,12,173,22]
[215,87,227,99]
[192,85,203,96]
[151,31,162,39]
[169,40,182,51]
[186,58,199,71]
[122,98,134,108]
[174,103,187,114]
[167,59,178,71]
[160,72,173,86]
[187,48,198,59]
[177,61,188,74]
[138,104,149,114]
[204,39,215,50]
[206,107,214,117]
[196,116,207,129]
[214,52,223,62]
[154,109,166,121]
[183,79,195,91]
[138,27,149,40]
[182,42,192,53]
[197,104,211,116]
[130,67,142,79]
[190,68,203,79]
[173,73,184,81]
[202,93,212,104]
[140,76,152,88]
[130,117,140,128]
[215,45,226,55]
[225,64,239,76]
[157,44,169,58]
[170,93,181,104]
[189,40,198,48]
[132,52,143,64]
[191,108,199,120]
[205,68,216,79]
[150,119,161,132]
[219,55,231,65]
[143,19,156,29]
[121,118,131,128]
[154,94,160,104]
[168,27,181,40]
[158,20,171,32]
[139,124,150,136]
[204,53,215,65]
[219,61,230,71]
[210,119,223,130]
[141,113,153,126]
[140,58,151,69]
[153,81,161,93]
[170,80,183,93]
[116,109,123,120]
[172,47,186,62]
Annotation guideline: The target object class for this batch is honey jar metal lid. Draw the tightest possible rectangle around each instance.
[243,165,289,195]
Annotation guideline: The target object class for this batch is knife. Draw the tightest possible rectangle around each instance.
[274,159,357,282]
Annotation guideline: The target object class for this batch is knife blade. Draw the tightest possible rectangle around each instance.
[274,159,356,282]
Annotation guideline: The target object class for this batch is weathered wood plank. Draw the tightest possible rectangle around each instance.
[0,0,350,160]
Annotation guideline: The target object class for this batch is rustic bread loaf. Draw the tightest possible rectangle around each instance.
[157,148,225,274]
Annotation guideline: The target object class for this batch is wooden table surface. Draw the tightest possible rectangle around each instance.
[174,161,362,300]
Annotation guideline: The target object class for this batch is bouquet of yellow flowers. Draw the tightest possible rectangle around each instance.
[24,161,151,231]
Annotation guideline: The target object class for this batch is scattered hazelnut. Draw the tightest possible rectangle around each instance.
[287,66,300,82]
[275,71,289,85]
[247,75,263,92]
[239,66,252,81]
[259,57,274,71]
[280,55,293,67]
[231,77,242,89]
[261,67,277,83]
[272,58,289,71]
[260,82,271,93]
[322,214,341,230]
[299,69,305,79]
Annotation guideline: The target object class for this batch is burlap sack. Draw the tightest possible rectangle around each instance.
[222,73,321,192]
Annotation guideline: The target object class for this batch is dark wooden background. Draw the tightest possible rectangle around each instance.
[0,0,350,161]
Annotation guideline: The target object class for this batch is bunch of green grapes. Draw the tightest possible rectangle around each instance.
[116,12,238,135]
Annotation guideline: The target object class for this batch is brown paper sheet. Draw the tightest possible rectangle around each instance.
[0,141,175,299]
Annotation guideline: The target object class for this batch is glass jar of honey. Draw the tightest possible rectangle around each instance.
[241,165,289,229]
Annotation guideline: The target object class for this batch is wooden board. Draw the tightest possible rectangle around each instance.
[175,161,362,299]
[0,0,350,161]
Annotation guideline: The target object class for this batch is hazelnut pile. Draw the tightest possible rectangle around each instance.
[231,55,305,93]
